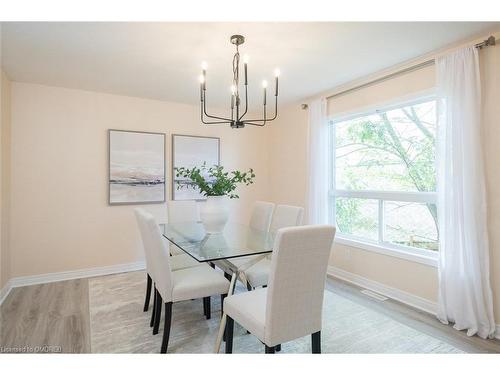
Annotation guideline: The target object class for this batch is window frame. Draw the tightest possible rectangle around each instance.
[329,92,438,267]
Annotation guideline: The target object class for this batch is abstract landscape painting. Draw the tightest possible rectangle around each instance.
[109,130,165,204]
[172,134,219,200]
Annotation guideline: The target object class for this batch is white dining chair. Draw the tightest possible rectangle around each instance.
[134,209,156,314]
[269,204,304,232]
[223,225,336,354]
[139,209,230,353]
[167,200,200,255]
[135,209,202,323]
[228,201,275,287]
[249,201,275,232]
[244,204,304,289]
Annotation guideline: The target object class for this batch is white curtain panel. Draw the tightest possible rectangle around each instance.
[306,98,329,224]
[436,46,496,339]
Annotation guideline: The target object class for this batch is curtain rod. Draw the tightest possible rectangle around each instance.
[301,35,497,108]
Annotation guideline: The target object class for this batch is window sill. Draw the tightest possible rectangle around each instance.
[334,236,438,267]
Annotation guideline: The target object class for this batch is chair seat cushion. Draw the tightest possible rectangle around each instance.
[224,288,267,342]
[170,253,201,271]
[171,265,230,302]
[169,244,185,256]
[245,258,271,287]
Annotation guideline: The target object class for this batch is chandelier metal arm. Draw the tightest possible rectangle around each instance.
[201,116,232,125]
[200,101,231,125]
[244,121,267,127]
[243,102,267,126]
[202,92,232,122]
[241,95,278,123]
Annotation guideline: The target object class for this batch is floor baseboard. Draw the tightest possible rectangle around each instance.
[327,265,438,315]
[0,261,146,305]
[0,280,13,306]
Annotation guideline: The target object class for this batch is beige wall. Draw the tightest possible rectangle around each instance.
[326,65,435,116]
[268,46,500,321]
[8,82,272,278]
[1,69,12,290]
[268,104,308,208]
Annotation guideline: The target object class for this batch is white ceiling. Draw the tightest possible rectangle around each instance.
[2,22,498,106]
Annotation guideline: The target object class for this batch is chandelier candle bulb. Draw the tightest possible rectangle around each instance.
[201,62,207,89]
[199,74,206,91]
[199,75,205,97]
[274,68,280,96]
[244,62,248,85]
[263,81,267,106]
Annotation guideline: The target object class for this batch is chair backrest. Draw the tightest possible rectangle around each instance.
[269,205,304,233]
[264,225,336,346]
[137,209,173,302]
[134,208,154,276]
[167,200,199,223]
[249,201,275,232]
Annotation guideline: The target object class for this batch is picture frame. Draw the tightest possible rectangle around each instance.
[171,134,220,201]
[108,129,166,205]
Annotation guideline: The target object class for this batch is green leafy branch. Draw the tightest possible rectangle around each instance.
[175,163,255,199]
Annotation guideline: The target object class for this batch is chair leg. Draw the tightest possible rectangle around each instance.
[144,274,152,312]
[153,289,163,335]
[160,302,173,353]
[220,294,227,316]
[221,294,227,342]
[312,331,321,354]
[241,285,251,335]
[150,284,157,327]
[203,296,211,319]
[275,344,281,352]
[265,345,275,354]
[225,316,234,354]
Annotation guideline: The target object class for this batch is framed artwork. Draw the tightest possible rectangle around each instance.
[108,129,166,205]
[172,134,220,200]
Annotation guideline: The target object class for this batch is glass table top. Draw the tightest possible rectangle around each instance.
[160,221,274,262]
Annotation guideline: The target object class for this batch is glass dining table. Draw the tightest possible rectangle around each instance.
[160,221,275,353]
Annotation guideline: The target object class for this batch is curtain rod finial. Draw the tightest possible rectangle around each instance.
[301,104,309,110]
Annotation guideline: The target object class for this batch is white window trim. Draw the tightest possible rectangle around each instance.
[329,88,437,124]
[334,236,438,267]
[329,94,438,267]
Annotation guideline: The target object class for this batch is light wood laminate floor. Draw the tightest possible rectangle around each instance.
[1,279,90,353]
[1,273,499,353]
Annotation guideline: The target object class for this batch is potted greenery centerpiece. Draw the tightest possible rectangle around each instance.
[175,164,255,233]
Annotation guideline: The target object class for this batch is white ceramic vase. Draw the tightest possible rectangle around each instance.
[200,195,229,234]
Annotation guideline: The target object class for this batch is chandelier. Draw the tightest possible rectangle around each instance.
[199,35,279,129]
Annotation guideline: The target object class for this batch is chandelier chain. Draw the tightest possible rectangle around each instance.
[232,44,240,100]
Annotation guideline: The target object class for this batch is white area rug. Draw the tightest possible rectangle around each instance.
[89,271,463,353]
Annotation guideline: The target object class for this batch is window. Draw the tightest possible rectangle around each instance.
[330,97,438,258]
